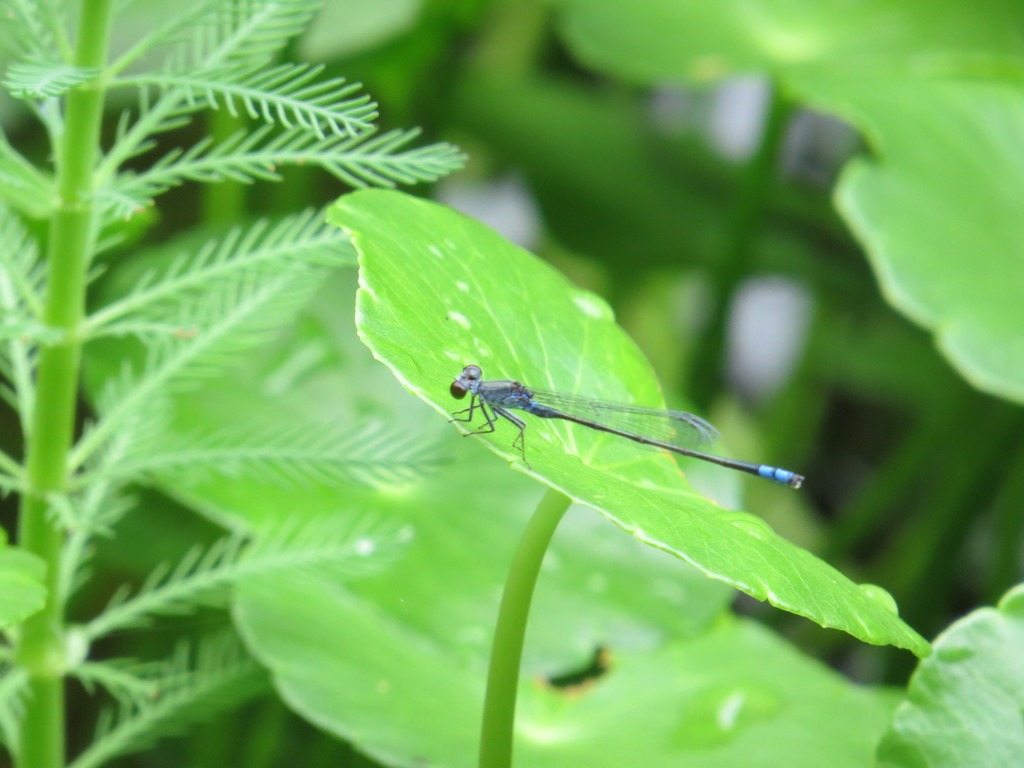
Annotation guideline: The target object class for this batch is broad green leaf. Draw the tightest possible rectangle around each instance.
[552,0,1024,404]
[93,267,897,766]
[239,576,898,768]
[0,546,46,628]
[329,188,929,656]
[555,0,1024,82]
[877,584,1024,768]
[794,77,1024,403]
[150,272,729,662]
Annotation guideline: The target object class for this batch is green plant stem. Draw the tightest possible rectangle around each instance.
[16,1,114,767]
[985,442,1024,602]
[478,488,570,768]
[887,403,1024,621]
[687,81,792,410]
[824,387,970,562]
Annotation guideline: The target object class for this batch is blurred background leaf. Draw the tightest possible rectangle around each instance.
[555,0,1024,402]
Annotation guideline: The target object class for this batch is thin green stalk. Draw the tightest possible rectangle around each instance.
[984,443,1024,602]
[687,81,792,410]
[882,399,1024,633]
[16,2,114,767]
[824,387,969,562]
[478,488,570,768]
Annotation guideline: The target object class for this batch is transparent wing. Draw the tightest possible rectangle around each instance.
[524,387,719,448]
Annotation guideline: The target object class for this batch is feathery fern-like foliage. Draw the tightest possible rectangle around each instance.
[3,61,99,99]
[1,0,461,763]
[0,137,55,217]
[91,418,449,490]
[116,62,378,138]
[86,208,355,338]
[2,1,465,223]
[112,0,321,76]
[0,205,45,319]
[0,206,46,430]
[85,515,405,641]
[0,0,70,60]
[0,471,22,495]
[54,478,137,607]
[71,659,162,704]
[69,634,267,768]
[0,665,27,752]
[101,125,464,220]
[72,261,334,470]
[94,0,326,198]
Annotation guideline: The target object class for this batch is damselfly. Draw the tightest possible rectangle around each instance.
[449,364,804,488]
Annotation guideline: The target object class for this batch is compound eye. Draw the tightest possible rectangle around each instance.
[451,364,482,399]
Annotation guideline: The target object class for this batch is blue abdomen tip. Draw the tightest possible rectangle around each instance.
[759,466,804,489]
